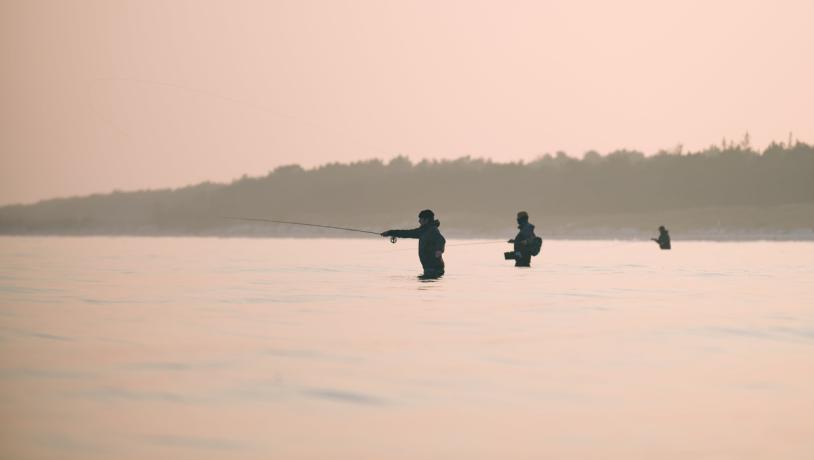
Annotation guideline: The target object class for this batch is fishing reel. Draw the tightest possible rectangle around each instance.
[390,236,398,244]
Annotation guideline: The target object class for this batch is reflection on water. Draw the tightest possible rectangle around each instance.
[1,237,813,459]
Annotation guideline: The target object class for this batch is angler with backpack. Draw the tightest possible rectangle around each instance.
[506,211,542,267]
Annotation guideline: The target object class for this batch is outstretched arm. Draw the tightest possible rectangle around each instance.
[381,228,422,239]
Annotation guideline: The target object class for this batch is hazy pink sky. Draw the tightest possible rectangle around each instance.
[1,0,812,205]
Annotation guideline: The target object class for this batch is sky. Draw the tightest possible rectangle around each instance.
[1,0,812,205]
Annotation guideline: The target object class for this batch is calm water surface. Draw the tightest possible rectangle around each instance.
[1,237,813,459]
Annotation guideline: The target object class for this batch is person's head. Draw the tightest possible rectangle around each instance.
[418,209,435,226]
[659,225,666,232]
[517,211,529,224]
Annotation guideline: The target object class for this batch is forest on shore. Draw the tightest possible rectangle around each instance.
[2,141,813,239]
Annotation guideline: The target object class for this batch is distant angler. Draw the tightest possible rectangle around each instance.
[652,225,671,250]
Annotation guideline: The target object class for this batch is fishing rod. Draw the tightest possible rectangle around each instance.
[223,217,398,242]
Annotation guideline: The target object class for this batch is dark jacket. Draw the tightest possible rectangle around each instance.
[655,230,671,250]
[387,220,446,270]
[514,222,536,254]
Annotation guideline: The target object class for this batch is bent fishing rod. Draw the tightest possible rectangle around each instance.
[223,217,399,242]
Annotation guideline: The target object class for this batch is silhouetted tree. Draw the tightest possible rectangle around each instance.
[1,142,812,238]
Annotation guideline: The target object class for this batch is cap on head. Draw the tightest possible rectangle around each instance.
[517,211,529,220]
[418,209,435,220]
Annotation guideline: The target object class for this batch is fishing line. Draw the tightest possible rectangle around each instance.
[223,217,397,242]
[447,240,509,248]
[366,239,508,254]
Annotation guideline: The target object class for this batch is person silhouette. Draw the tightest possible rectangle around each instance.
[507,211,538,267]
[652,225,671,250]
[381,209,446,278]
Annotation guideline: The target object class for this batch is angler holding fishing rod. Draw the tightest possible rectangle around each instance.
[380,209,446,279]
[225,211,446,278]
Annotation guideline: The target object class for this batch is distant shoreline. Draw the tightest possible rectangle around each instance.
[3,145,812,241]
[2,229,813,241]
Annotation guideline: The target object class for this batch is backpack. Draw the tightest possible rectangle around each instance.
[530,237,543,256]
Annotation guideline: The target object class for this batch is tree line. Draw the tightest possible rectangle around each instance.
[1,141,813,239]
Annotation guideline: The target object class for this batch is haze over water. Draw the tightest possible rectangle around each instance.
[1,237,812,459]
